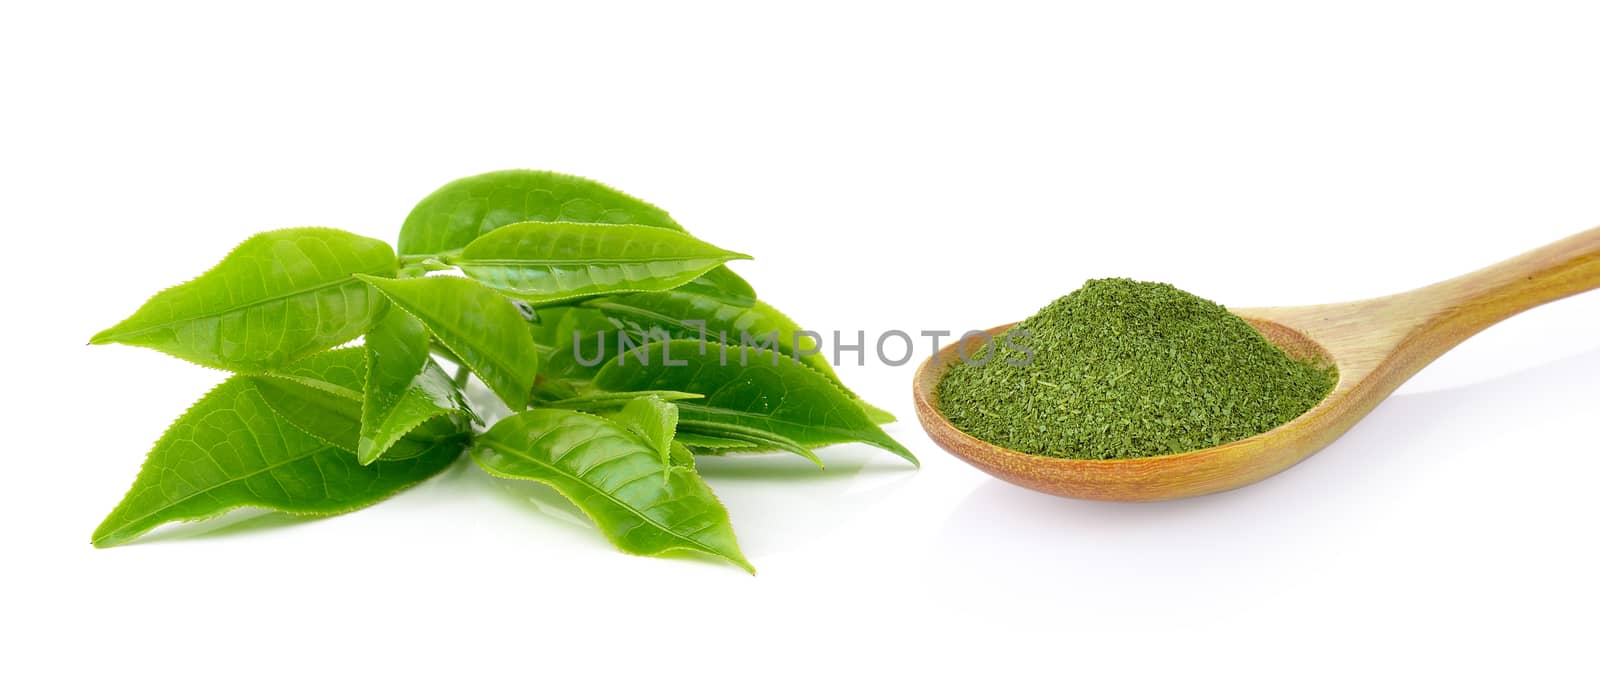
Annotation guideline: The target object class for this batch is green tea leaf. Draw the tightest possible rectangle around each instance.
[683,265,757,305]
[90,228,395,372]
[541,390,702,411]
[594,340,916,465]
[674,433,758,450]
[856,403,897,424]
[360,309,473,464]
[451,221,750,302]
[668,442,696,468]
[583,292,896,423]
[396,168,754,308]
[91,376,460,548]
[359,275,538,410]
[675,418,823,467]
[265,345,366,399]
[473,409,751,572]
[527,306,624,382]
[582,293,896,422]
[254,348,470,462]
[398,169,683,257]
[608,396,679,466]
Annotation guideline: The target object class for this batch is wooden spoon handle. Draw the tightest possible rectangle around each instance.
[1401,225,1600,351]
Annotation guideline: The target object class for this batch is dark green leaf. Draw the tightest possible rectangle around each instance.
[451,221,749,302]
[359,275,539,410]
[593,340,917,465]
[90,228,395,372]
[473,409,751,572]
[91,376,460,548]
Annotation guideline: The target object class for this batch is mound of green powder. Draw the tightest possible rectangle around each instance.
[937,278,1336,459]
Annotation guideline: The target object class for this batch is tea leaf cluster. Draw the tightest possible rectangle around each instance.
[90,170,914,571]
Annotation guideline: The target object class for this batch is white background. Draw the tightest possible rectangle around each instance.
[5,1,1599,684]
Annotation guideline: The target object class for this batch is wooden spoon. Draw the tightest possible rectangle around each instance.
[913,227,1600,501]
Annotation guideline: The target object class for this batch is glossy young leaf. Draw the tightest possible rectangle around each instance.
[451,221,750,302]
[608,396,679,466]
[360,309,473,464]
[255,348,470,462]
[359,275,539,410]
[396,168,754,307]
[594,340,917,465]
[91,376,460,548]
[584,293,897,423]
[90,227,395,372]
[473,409,751,572]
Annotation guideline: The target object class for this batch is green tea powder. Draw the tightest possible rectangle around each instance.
[937,278,1336,459]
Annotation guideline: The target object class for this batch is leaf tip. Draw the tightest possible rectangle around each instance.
[713,549,756,574]
[89,519,125,549]
[88,326,120,346]
[355,439,382,467]
[888,442,921,467]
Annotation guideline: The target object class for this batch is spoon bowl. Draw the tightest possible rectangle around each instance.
[914,227,1600,501]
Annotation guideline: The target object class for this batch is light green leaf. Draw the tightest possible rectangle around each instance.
[451,221,750,302]
[856,403,898,424]
[684,265,757,305]
[473,409,751,572]
[398,169,683,257]
[584,293,897,423]
[396,168,754,308]
[90,227,396,372]
[265,345,366,399]
[91,376,460,548]
[360,309,473,464]
[254,348,470,462]
[674,433,759,450]
[594,340,917,465]
[541,390,702,411]
[608,396,679,466]
[668,442,696,468]
[359,275,539,410]
[527,306,624,382]
[675,418,823,467]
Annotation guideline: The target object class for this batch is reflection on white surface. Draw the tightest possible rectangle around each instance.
[934,348,1600,619]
